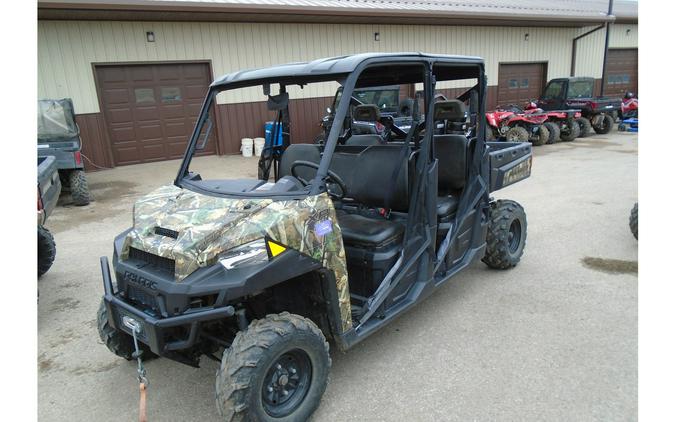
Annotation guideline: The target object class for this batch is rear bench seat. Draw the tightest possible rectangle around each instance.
[433,100,470,221]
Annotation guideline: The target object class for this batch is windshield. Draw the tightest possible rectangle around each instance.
[567,80,594,98]
[180,78,343,195]
[541,81,565,100]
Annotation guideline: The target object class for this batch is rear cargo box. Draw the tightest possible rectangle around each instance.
[487,142,532,192]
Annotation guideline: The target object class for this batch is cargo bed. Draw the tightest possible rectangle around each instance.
[487,141,532,192]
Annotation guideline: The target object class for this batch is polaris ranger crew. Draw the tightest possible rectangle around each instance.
[97,53,532,421]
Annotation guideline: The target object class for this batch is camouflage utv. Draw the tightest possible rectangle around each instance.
[97,53,532,421]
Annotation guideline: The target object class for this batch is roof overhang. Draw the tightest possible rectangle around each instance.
[38,0,637,27]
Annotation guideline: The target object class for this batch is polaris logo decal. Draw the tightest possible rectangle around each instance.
[123,271,158,290]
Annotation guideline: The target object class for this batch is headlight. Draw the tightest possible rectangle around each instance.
[218,239,268,270]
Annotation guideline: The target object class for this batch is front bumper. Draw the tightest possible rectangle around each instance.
[100,257,234,355]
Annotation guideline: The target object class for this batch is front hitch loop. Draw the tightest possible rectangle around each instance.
[123,315,149,422]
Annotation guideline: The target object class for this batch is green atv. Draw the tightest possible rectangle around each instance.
[97,53,532,421]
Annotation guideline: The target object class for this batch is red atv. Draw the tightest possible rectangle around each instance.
[620,92,638,120]
[485,105,550,146]
[523,101,584,143]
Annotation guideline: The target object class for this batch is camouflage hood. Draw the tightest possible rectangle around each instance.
[120,184,353,331]
[121,185,272,281]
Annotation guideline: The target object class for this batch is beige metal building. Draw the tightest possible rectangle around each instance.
[37,0,638,169]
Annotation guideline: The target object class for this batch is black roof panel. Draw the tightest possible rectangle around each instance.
[211,52,484,88]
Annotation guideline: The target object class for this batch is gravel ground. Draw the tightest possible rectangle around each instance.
[38,130,637,421]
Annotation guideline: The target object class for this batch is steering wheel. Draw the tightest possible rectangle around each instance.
[290,161,348,200]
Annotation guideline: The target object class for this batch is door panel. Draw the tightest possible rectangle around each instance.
[604,49,638,96]
[97,62,214,166]
[497,63,547,108]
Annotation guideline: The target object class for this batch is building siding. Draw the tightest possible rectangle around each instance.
[609,24,639,49]
[38,19,637,169]
[39,20,602,113]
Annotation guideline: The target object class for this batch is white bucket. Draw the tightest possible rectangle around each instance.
[241,138,253,157]
[254,137,266,157]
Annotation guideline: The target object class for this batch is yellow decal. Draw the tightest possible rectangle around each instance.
[267,240,287,257]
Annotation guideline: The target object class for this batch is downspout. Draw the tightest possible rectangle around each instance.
[571,24,605,77]
[600,0,615,96]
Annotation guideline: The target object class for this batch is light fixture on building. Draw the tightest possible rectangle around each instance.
[146,31,155,42]
[524,33,529,41]
[374,32,380,42]
[626,29,631,36]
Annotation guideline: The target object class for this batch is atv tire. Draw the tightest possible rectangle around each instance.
[38,225,56,277]
[482,200,527,269]
[577,117,592,138]
[543,122,560,144]
[629,203,638,240]
[530,125,549,146]
[68,170,91,206]
[216,312,330,422]
[592,114,614,135]
[560,120,580,142]
[505,126,529,143]
[97,300,156,361]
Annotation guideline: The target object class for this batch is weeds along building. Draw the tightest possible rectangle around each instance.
[38,0,638,169]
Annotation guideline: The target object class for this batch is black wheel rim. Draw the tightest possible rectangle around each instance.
[262,349,312,417]
[508,219,522,254]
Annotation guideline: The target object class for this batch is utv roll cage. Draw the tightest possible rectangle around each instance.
[174,53,487,201]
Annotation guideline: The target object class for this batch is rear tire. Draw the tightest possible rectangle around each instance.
[505,126,529,143]
[543,122,560,144]
[97,300,156,361]
[68,170,91,206]
[629,203,638,240]
[560,120,580,142]
[530,125,549,146]
[38,225,56,277]
[482,200,527,269]
[592,114,614,134]
[577,117,592,138]
[216,312,330,422]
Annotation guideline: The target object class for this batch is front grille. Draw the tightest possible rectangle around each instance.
[128,247,175,276]
[154,226,178,239]
[126,285,158,314]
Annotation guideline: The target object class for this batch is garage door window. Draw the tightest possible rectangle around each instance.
[161,87,182,102]
[520,79,529,88]
[508,79,518,89]
[135,88,155,104]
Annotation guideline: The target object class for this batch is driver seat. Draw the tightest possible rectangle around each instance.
[278,143,408,250]
[336,212,404,249]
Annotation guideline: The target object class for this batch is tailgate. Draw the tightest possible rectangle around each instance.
[487,142,532,192]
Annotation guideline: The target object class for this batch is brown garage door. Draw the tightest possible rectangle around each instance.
[604,48,638,97]
[96,62,215,166]
[497,63,547,108]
